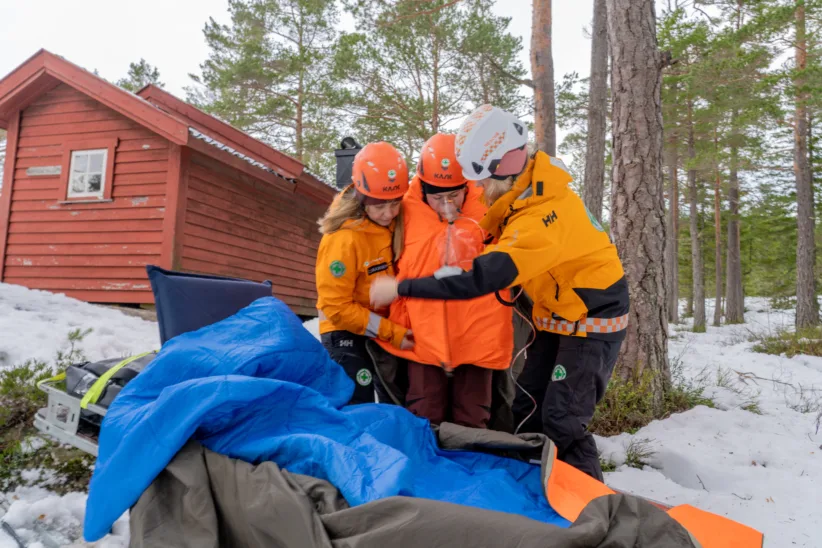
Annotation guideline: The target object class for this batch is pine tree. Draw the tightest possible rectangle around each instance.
[532,0,557,155]
[705,0,781,324]
[116,59,164,93]
[188,0,343,178]
[583,0,609,222]
[688,97,707,331]
[334,0,526,161]
[713,127,724,326]
[556,72,602,194]
[659,6,709,329]
[458,1,529,115]
[607,0,670,404]
[794,0,819,327]
[659,5,702,325]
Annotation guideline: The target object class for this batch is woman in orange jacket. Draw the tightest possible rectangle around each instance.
[377,133,514,428]
[315,141,414,405]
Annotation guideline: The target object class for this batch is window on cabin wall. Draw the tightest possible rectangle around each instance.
[68,149,107,199]
[58,138,117,203]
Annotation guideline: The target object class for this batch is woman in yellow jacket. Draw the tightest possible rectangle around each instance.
[371,106,630,481]
[316,141,414,405]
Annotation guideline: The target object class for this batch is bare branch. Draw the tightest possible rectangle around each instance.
[482,54,535,89]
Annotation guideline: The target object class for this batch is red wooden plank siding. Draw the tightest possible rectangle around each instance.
[2,84,169,302]
[159,144,184,270]
[0,111,21,281]
[179,151,327,316]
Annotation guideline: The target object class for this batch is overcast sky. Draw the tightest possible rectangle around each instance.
[0,0,596,156]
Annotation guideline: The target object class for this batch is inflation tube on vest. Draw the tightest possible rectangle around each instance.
[334,137,362,191]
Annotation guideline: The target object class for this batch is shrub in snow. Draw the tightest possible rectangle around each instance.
[1,329,95,494]
[590,359,714,437]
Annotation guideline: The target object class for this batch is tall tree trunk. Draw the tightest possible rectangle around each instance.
[688,99,706,331]
[607,0,669,402]
[712,128,723,327]
[809,111,820,319]
[666,138,680,324]
[713,162,723,327]
[532,0,557,155]
[725,4,745,324]
[795,0,818,329]
[687,287,694,317]
[725,110,744,323]
[432,33,441,133]
[583,0,608,221]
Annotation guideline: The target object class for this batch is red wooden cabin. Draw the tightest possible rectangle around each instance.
[0,50,336,317]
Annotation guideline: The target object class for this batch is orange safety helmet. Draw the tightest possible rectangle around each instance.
[416,133,467,188]
[352,142,409,201]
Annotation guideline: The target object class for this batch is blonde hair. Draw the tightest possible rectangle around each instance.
[318,185,365,234]
[481,178,514,206]
[480,143,539,206]
[318,187,406,264]
[392,212,404,262]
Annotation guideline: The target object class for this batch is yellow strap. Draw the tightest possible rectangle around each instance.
[80,351,154,409]
[37,371,66,390]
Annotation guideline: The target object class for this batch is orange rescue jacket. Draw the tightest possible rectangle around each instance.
[378,177,514,370]
[315,213,408,349]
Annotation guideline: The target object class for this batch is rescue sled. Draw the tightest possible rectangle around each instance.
[33,265,275,456]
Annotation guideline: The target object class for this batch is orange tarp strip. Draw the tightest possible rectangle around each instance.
[544,449,764,547]
[546,458,615,522]
[667,505,764,548]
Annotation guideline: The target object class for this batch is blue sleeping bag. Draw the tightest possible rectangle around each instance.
[83,297,570,541]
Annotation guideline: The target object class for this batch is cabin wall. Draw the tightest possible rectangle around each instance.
[1,84,169,303]
[180,151,325,316]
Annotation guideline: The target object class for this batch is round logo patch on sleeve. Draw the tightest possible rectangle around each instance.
[552,364,567,381]
[356,368,373,386]
[329,261,346,278]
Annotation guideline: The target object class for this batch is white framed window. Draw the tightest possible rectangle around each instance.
[67,149,108,199]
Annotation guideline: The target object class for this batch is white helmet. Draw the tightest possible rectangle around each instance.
[455,104,528,181]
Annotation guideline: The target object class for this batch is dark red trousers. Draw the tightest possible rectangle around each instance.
[406,362,493,428]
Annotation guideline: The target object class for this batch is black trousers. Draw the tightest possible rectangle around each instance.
[322,331,389,405]
[512,331,621,481]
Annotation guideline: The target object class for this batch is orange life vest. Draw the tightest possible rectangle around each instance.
[377,177,514,370]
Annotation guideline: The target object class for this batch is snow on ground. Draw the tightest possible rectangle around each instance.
[303,317,320,341]
[0,488,128,548]
[0,283,160,370]
[597,299,822,547]
[2,282,820,546]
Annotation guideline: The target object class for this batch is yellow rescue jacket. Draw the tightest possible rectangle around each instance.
[397,151,629,340]
[315,215,408,348]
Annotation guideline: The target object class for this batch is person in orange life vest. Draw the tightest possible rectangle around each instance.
[315,141,414,405]
[376,133,514,429]
[370,106,630,480]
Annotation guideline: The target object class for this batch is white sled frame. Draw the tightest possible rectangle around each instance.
[33,378,107,456]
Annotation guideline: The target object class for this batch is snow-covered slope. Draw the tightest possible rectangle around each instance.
[1,282,819,547]
[0,283,160,370]
[598,300,821,547]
